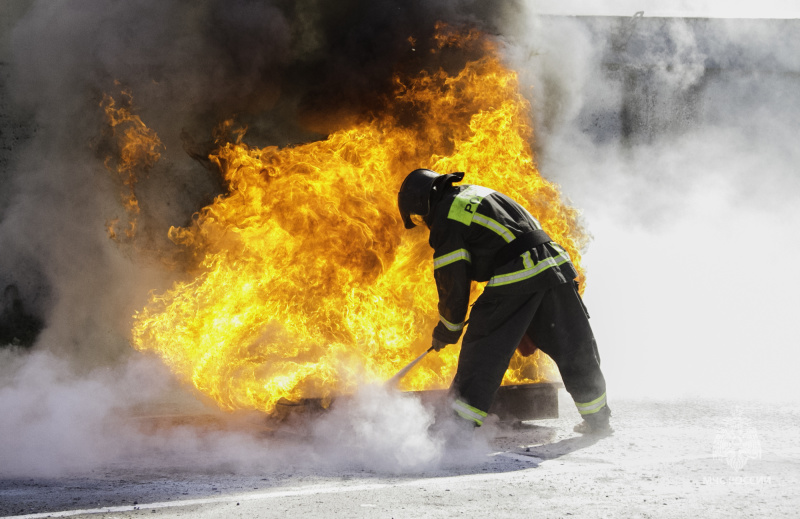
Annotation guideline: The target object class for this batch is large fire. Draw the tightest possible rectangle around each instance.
[122,31,587,414]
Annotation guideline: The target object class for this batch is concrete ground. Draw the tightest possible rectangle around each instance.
[1,391,798,518]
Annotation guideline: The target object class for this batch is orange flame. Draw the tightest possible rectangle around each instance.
[130,34,587,413]
[101,86,164,242]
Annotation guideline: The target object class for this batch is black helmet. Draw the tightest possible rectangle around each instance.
[398,169,464,229]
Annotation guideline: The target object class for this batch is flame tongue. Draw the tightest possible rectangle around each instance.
[131,35,586,413]
[101,89,164,242]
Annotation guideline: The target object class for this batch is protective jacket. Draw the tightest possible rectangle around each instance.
[429,184,578,344]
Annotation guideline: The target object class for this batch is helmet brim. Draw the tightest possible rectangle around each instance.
[400,209,415,229]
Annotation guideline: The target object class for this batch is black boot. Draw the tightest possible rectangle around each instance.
[573,406,613,436]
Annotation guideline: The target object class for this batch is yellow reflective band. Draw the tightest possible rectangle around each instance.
[433,249,472,270]
[522,250,534,269]
[447,185,494,226]
[472,213,515,243]
[452,399,487,425]
[486,248,570,287]
[576,392,607,415]
[439,315,465,332]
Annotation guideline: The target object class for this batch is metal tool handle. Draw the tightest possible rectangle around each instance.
[385,345,435,388]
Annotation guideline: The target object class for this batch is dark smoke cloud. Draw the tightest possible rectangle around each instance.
[11,0,515,145]
[1,0,519,357]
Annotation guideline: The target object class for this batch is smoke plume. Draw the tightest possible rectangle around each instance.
[1,0,798,478]
[504,11,800,400]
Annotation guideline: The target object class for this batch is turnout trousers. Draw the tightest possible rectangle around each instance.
[450,281,609,426]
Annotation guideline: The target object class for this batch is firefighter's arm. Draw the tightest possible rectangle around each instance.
[428,219,471,349]
[431,260,471,346]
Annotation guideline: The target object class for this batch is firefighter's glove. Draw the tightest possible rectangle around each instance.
[431,338,448,352]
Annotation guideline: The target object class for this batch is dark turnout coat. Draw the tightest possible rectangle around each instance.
[428,184,578,345]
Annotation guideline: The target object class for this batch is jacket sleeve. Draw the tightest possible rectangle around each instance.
[429,225,472,344]
[432,260,471,344]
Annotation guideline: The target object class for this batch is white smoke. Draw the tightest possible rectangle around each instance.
[0,352,486,477]
[304,384,492,474]
[0,349,164,476]
[505,10,800,400]
[309,385,444,472]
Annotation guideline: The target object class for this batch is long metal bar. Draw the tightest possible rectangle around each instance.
[385,345,435,388]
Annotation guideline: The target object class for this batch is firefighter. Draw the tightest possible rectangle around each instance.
[397,168,611,435]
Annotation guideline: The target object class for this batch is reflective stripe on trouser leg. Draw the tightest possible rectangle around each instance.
[452,399,487,426]
[575,392,607,415]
